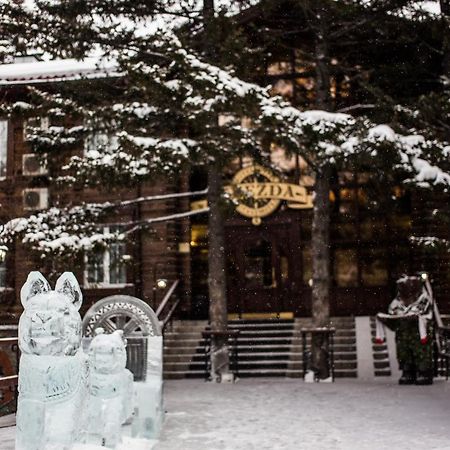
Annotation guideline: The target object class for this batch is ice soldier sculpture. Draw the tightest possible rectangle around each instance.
[376,275,433,385]
[86,328,133,448]
[16,272,89,450]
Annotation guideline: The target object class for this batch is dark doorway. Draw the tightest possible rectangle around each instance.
[226,218,301,315]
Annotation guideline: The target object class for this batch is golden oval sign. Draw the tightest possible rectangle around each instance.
[226,165,313,225]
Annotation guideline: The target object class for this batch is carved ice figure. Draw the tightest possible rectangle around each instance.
[86,328,133,448]
[82,295,164,440]
[16,272,88,450]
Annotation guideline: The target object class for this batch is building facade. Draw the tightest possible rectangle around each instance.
[0,29,449,324]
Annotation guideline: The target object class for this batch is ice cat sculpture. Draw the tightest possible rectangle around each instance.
[16,272,89,450]
[86,328,134,448]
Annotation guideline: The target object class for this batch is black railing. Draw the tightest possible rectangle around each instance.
[434,326,450,379]
[202,330,240,382]
[155,279,181,333]
[0,337,19,415]
[301,327,336,382]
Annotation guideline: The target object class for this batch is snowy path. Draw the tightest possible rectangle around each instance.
[156,378,450,450]
[2,378,450,449]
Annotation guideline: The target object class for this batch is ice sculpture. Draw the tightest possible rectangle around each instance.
[86,328,134,448]
[82,295,164,439]
[16,272,89,450]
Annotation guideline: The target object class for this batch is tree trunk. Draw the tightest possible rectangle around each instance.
[310,6,332,379]
[207,162,230,381]
[311,166,331,379]
[201,0,230,382]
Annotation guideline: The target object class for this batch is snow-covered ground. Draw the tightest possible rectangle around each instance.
[2,378,450,449]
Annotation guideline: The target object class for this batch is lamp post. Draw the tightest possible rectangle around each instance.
[152,262,168,307]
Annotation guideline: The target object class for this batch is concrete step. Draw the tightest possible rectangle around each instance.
[228,319,294,325]
[374,360,390,369]
[164,344,358,356]
[164,336,356,348]
[228,322,295,330]
[163,368,357,379]
[164,359,357,373]
[165,349,358,364]
[375,370,392,377]
[163,317,358,379]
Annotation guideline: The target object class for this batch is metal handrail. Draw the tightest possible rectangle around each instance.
[155,280,180,317]
[0,337,19,374]
[154,279,183,333]
[0,375,18,387]
[162,298,182,332]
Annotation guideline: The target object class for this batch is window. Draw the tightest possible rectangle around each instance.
[0,121,7,179]
[334,249,358,287]
[302,247,312,285]
[244,239,274,288]
[361,249,388,286]
[84,122,119,155]
[85,226,127,286]
[23,117,49,141]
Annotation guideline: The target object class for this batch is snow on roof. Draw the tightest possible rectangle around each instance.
[0,58,121,86]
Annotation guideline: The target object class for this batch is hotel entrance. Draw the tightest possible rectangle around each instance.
[225,215,303,317]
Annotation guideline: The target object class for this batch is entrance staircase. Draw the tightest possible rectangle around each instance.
[370,316,392,377]
[163,317,357,379]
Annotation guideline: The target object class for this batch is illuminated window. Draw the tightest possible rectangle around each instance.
[190,224,208,247]
[360,220,386,240]
[334,222,357,240]
[361,249,388,286]
[339,188,357,216]
[334,249,358,287]
[267,61,291,76]
[302,247,312,285]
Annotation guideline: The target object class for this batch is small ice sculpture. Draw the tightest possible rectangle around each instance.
[82,295,164,440]
[86,329,134,448]
[16,272,89,450]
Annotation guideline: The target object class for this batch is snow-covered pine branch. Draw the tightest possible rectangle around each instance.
[0,194,209,259]
[1,0,449,266]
